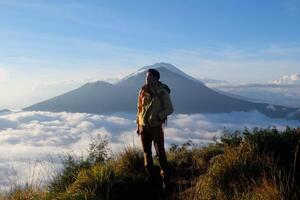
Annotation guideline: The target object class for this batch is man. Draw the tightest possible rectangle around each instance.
[136,68,174,189]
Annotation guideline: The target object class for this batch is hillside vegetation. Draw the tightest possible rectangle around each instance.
[1,127,300,200]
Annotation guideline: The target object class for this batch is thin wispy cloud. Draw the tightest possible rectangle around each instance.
[0,0,161,41]
[259,45,300,58]
[0,1,111,28]
[2,38,300,77]
[2,41,300,109]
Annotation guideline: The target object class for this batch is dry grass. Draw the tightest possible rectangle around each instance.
[0,187,48,200]
[188,128,300,200]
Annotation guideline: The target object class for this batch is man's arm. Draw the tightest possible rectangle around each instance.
[136,90,142,134]
[136,90,140,125]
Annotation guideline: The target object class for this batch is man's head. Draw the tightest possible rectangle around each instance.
[146,68,160,85]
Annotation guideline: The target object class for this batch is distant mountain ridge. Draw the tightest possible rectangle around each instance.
[0,109,11,114]
[24,63,300,119]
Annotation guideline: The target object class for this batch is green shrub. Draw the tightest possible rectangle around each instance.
[245,127,300,189]
[168,141,223,173]
[92,164,115,199]
[191,127,300,200]
[49,134,110,195]
[168,141,195,168]
[88,134,109,164]
[113,147,145,178]
[48,155,91,194]
[221,130,244,147]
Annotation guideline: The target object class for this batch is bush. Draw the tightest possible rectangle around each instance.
[48,155,91,194]
[221,130,244,147]
[113,146,145,178]
[168,141,223,173]
[168,141,195,168]
[92,164,115,199]
[191,127,300,200]
[49,134,110,195]
[88,134,109,164]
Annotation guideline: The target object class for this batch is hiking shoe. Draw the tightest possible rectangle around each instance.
[144,174,153,184]
[162,175,170,191]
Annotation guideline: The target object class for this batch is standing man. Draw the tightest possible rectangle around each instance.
[137,68,174,189]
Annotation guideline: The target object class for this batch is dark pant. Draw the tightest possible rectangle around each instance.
[140,126,169,176]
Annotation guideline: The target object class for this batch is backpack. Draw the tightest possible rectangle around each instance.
[141,82,171,126]
[154,82,171,126]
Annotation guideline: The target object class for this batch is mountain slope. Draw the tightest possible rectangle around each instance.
[24,63,300,119]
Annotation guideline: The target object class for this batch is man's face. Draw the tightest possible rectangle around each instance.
[146,72,156,85]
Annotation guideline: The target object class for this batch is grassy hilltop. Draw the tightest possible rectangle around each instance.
[1,127,300,200]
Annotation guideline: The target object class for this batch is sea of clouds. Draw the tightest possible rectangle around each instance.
[204,73,300,108]
[0,110,299,191]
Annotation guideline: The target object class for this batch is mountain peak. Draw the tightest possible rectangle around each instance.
[117,62,200,83]
[140,62,178,71]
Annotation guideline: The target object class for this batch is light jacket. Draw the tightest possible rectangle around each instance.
[137,81,174,128]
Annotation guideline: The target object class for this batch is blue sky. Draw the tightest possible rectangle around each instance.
[1,0,300,109]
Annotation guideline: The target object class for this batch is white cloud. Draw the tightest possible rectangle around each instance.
[291,74,300,81]
[205,77,300,108]
[0,110,298,190]
[272,73,300,84]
